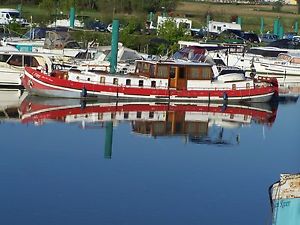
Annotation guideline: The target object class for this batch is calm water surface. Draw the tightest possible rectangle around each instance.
[0,90,299,225]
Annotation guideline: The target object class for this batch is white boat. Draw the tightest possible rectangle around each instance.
[251,53,300,82]
[1,30,87,57]
[63,43,147,74]
[0,50,64,87]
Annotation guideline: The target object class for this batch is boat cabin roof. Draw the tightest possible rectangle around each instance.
[277,52,300,63]
[136,59,212,67]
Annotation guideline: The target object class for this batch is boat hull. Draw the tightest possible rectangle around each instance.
[271,174,300,225]
[22,67,277,103]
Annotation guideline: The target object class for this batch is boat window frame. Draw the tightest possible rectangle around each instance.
[151,80,156,88]
[126,79,131,86]
[7,54,23,67]
[156,64,169,79]
[138,80,144,87]
[113,78,118,85]
[201,66,213,80]
[187,66,200,80]
[0,54,11,63]
[100,76,105,84]
[24,55,40,67]
[170,66,176,79]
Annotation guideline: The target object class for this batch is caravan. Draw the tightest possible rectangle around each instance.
[208,21,241,34]
[0,8,28,26]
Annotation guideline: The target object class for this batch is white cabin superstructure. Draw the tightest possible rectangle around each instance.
[0,50,59,87]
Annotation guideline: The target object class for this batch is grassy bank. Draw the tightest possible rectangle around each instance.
[175,2,299,33]
[5,2,300,34]
[2,2,300,54]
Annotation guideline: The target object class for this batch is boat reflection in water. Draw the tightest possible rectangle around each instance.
[20,96,278,157]
[0,89,26,122]
[270,174,300,225]
[278,82,300,103]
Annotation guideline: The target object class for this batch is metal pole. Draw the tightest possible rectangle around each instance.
[294,21,299,34]
[69,7,75,28]
[110,19,119,74]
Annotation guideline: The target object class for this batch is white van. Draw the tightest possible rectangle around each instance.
[0,8,28,26]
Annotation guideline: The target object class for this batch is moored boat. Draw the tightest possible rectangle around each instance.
[0,49,68,87]
[22,59,278,102]
[270,173,300,225]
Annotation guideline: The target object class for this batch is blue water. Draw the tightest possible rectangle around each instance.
[0,95,299,225]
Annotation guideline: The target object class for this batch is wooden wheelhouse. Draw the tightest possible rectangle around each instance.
[134,60,214,90]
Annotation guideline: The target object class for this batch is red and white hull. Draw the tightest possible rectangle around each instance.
[22,67,277,103]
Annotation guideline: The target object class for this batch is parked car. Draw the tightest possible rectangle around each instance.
[268,38,300,49]
[191,28,208,39]
[283,32,298,40]
[107,23,124,32]
[242,32,260,43]
[225,29,260,43]
[85,20,107,32]
[260,33,278,43]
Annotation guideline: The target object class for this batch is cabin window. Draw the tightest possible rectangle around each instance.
[113,78,118,85]
[156,65,168,78]
[142,63,150,72]
[137,62,150,73]
[246,83,250,89]
[139,80,144,87]
[232,84,236,90]
[0,54,10,62]
[100,76,105,83]
[87,78,91,81]
[179,67,185,78]
[201,67,212,80]
[150,64,155,78]
[8,55,23,66]
[137,112,142,118]
[188,66,199,79]
[124,112,129,119]
[126,79,131,86]
[170,66,176,78]
[97,113,103,120]
[151,81,156,88]
[24,56,39,67]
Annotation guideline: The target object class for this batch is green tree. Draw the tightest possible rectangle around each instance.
[157,19,191,55]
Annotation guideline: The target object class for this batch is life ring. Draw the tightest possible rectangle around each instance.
[250,72,255,79]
